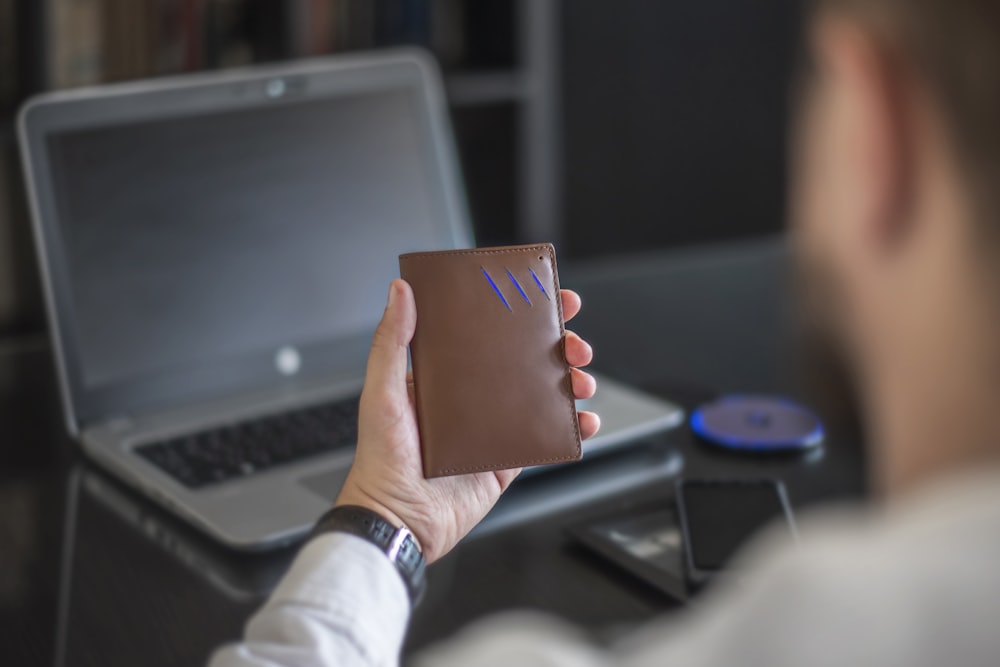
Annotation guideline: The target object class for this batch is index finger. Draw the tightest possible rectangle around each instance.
[560,290,581,323]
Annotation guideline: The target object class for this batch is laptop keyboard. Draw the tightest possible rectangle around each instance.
[135,396,360,489]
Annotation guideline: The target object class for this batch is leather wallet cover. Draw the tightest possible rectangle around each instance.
[399,243,582,478]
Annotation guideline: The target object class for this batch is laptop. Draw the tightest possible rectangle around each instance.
[19,49,684,550]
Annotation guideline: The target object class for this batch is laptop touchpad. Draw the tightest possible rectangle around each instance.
[299,469,350,503]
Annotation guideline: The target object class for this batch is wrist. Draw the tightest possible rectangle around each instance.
[312,504,427,605]
[334,486,418,552]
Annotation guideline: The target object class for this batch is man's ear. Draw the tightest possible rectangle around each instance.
[814,16,912,254]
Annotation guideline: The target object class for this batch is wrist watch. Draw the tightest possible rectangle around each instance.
[311,505,427,605]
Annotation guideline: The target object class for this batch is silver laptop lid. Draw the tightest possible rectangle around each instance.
[19,49,472,435]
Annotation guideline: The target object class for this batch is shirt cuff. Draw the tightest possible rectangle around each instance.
[251,532,411,666]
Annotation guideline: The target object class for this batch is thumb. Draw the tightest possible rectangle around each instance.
[363,279,416,396]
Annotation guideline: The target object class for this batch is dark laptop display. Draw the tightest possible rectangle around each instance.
[42,88,459,422]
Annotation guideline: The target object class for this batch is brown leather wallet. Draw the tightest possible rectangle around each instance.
[399,243,582,478]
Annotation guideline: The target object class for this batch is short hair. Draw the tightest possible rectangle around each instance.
[811,0,1000,225]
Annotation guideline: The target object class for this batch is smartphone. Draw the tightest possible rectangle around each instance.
[675,478,796,587]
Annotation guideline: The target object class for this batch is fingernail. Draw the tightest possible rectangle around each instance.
[387,282,397,308]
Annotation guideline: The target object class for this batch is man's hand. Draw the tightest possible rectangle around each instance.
[336,279,599,563]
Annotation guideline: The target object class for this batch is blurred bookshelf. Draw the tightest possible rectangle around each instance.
[0,0,562,337]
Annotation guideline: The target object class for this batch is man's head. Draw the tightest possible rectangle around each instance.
[792,0,1000,495]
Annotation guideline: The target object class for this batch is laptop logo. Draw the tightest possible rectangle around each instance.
[275,346,301,376]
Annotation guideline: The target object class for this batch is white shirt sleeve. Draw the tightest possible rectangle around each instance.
[208,532,411,667]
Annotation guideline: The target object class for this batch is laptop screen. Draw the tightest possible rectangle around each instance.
[32,62,468,423]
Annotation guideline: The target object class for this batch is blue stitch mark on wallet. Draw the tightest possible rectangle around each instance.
[505,268,532,306]
[529,268,550,300]
[481,267,512,312]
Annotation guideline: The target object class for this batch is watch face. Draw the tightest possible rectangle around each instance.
[391,529,427,604]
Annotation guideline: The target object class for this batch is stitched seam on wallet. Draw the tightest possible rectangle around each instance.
[547,244,583,463]
[403,245,582,474]
[399,245,553,260]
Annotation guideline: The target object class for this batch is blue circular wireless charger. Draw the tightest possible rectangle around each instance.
[690,394,825,453]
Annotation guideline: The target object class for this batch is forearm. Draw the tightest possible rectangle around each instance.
[209,533,410,667]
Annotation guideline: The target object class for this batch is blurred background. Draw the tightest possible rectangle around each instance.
[0,0,801,341]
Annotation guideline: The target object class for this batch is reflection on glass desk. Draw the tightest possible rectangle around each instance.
[55,466,297,667]
[54,437,686,666]
[572,508,688,602]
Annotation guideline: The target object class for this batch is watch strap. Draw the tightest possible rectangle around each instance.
[311,505,426,605]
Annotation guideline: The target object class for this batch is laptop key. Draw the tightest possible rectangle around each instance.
[135,396,360,489]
